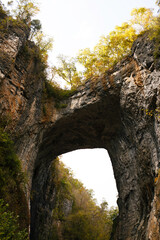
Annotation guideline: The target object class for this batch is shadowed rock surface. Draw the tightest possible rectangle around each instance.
[0,24,160,239]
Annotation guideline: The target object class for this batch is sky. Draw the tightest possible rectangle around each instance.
[3,0,158,207]
[36,0,158,64]
[61,149,118,207]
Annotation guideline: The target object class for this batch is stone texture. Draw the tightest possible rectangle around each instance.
[147,171,160,240]
[1,25,160,240]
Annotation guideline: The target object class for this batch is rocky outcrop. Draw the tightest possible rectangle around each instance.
[1,21,160,239]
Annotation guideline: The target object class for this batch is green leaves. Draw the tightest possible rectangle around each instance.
[0,127,22,190]
[29,19,42,39]
[0,119,29,235]
[0,199,28,240]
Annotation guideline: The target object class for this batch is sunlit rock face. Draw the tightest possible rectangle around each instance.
[1,24,160,240]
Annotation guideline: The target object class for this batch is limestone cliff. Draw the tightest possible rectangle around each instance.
[0,18,160,239]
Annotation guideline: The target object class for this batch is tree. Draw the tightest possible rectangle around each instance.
[77,48,98,79]
[52,55,82,89]
[76,7,154,80]
[13,0,39,24]
[77,22,137,79]
[96,22,137,63]
[29,19,42,40]
[33,31,53,63]
[130,7,154,33]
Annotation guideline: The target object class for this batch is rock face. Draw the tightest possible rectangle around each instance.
[1,24,160,239]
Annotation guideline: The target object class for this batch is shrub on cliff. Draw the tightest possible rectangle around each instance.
[0,127,23,195]
[0,119,29,236]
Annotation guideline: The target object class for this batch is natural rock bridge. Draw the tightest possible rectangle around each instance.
[1,28,160,239]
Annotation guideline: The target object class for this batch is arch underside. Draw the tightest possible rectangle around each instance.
[31,87,155,239]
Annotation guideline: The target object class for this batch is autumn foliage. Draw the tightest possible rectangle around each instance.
[52,7,154,88]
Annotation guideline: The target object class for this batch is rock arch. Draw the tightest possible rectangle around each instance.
[30,35,160,239]
[1,30,160,239]
[31,88,121,239]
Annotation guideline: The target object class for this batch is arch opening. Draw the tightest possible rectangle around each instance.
[30,147,119,240]
[30,93,122,239]
[60,148,118,207]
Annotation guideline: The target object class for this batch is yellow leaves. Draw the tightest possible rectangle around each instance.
[130,7,154,33]
[11,0,40,24]
[75,7,155,81]
[52,55,82,88]
[142,107,160,119]
[33,31,53,63]
[155,176,158,184]
[48,7,155,87]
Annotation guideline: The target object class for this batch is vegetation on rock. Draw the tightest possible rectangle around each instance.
[0,116,29,238]
[0,199,28,240]
[43,80,75,100]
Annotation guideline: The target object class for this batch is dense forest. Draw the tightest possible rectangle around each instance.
[0,0,160,239]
